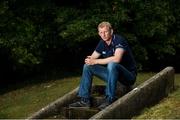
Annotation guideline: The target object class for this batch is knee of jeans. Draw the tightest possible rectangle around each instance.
[107,62,118,71]
[83,64,91,71]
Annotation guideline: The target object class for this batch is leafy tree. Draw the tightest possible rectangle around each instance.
[0,0,179,81]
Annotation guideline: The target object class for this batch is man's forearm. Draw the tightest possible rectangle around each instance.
[95,56,119,65]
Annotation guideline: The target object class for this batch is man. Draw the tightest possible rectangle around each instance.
[69,21,137,110]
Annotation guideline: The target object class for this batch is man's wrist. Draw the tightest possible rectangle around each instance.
[95,59,99,64]
[95,59,98,64]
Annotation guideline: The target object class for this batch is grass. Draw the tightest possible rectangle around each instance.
[133,74,180,119]
[0,76,81,118]
[0,71,179,119]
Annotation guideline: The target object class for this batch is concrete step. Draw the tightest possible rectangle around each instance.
[30,84,134,119]
[91,96,105,107]
[92,83,133,97]
[48,84,133,119]
[64,107,99,119]
[47,95,104,119]
[47,107,99,119]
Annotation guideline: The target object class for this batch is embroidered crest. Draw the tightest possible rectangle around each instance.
[102,51,106,54]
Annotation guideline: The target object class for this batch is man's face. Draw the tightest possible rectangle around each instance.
[98,26,112,42]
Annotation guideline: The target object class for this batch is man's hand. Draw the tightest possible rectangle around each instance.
[85,56,97,65]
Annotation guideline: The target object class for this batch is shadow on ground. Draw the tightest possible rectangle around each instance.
[0,67,81,95]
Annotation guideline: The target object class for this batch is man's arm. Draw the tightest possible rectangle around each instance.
[91,51,101,59]
[85,51,100,65]
[96,48,124,64]
[85,48,124,65]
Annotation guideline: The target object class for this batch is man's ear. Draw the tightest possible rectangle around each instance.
[111,29,113,35]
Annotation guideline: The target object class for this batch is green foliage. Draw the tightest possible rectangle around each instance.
[0,2,40,73]
[0,0,58,76]
[59,20,97,43]
[0,0,179,79]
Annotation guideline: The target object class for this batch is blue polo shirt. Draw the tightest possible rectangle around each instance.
[95,34,137,74]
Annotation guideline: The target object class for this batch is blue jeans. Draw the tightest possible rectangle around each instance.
[78,62,136,102]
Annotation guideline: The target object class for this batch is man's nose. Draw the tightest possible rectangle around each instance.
[102,33,106,37]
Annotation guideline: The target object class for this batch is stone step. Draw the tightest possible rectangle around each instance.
[61,84,134,119]
[91,96,105,107]
[49,84,134,119]
[29,84,134,119]
[47,107,99,119]
[64,107,99,119]
[92,83,133,97]
[46,96,103,119]
[91,85,105,95]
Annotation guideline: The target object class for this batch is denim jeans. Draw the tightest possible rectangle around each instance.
[78,62,136,102]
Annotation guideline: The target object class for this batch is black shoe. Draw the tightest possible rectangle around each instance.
[97,98,111,110]
[69,99,90,108]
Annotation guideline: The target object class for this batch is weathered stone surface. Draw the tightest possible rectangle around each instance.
[90,66,175,119]
[65,107,99,119]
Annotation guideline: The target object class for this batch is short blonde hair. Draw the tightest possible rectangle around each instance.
[98,21,112,30]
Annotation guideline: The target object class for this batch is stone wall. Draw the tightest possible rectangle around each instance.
[90,66,174,119]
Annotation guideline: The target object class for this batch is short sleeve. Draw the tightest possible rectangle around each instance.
[115,43,125,49]
[113,35,127,51]
[95,40,104,54]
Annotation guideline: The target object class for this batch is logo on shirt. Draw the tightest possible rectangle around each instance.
[102,51,106,54]
[116,44,123,48]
